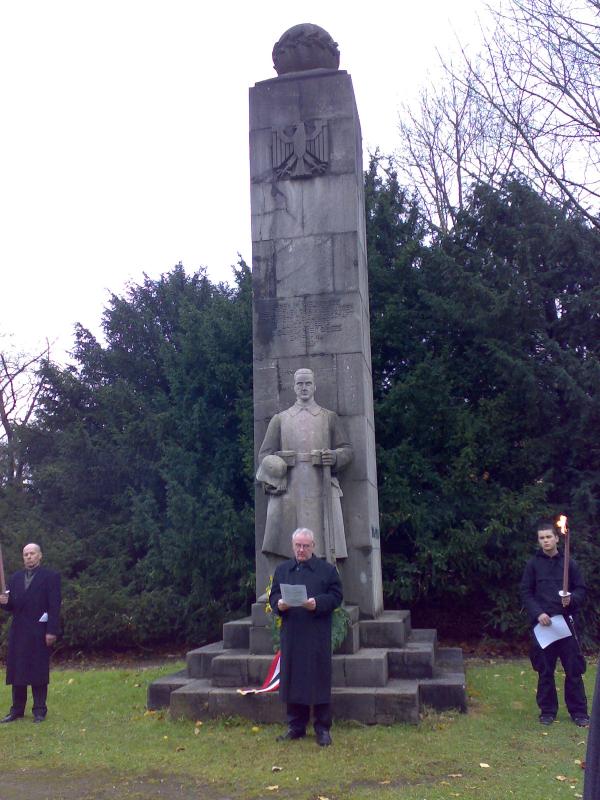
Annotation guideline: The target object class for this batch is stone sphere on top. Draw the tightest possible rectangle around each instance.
[272,23,340,75]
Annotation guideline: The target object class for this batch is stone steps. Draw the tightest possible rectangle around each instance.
[147,610,467,725]
[156,660,465,725]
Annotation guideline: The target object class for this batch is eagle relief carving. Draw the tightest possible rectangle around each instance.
[272,120,329,180]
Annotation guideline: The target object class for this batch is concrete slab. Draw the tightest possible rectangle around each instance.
[186,641,224,679]
[169,679,211,720]
[223,618,251,650]
[343,648,388,687]
[146,671,192,710]
[360,610,410,648]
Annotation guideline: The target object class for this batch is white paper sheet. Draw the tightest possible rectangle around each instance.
[39,612,48,622]
[534,614,572,649]
[280,583,308,607]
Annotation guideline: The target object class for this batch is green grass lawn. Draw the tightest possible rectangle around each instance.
[0,658,594,799]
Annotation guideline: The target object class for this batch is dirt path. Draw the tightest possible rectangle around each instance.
[0,770,236,800]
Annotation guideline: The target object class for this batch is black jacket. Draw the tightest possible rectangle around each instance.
[520,549,585,626]
[2,566,61,685]
[269,556,342,705]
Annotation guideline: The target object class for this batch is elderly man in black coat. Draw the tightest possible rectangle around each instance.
[269,527,343,746]
[0,543,61,723]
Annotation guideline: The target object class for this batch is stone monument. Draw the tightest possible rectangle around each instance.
[251,23,383,618]
[148,25,466,724]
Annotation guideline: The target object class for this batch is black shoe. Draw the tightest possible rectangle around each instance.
[0,713,23,723]
[539,714,555,725]
[316,731,332,746]
[573,715,590,727]
[276,729,305,741]
[33,716,45,724]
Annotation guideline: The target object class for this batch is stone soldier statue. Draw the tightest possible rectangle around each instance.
[257,368,353,564]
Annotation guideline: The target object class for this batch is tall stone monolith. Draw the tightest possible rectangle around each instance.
[250,24,383,618]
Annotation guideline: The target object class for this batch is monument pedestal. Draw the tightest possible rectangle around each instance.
[148,23,467,723]
[148,606,466,724]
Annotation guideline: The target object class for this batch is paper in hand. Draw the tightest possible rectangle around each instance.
[534,614,572,649]
[280,583,308,607]
[39,612,49,623]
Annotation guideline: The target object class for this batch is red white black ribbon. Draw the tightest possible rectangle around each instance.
[237,650,280,695]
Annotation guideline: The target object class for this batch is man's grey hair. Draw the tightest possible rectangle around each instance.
[292,528,315,543]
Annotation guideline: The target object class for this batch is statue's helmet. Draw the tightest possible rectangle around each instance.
[256,454,288,491]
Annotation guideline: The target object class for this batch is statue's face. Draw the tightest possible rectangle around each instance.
[294,371,315,402]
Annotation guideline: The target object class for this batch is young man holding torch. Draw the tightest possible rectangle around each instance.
[520,519,589,726]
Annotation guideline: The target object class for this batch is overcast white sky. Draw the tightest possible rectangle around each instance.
[1,1,489,361]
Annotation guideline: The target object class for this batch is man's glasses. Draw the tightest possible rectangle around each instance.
[294,543,313,550]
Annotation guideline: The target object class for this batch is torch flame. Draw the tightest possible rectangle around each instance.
[557,515,568,535]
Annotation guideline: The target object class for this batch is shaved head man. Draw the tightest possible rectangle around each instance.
[0,542,61,723]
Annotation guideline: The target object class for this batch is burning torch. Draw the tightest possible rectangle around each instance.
[0,542,8,597]
[557,514,570,603]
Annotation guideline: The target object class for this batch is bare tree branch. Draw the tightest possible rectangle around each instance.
[0,340,50,485]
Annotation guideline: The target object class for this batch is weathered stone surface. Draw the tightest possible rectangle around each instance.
[331,688,376,723]
[186,641,224,679]
[419,674,467,713]
[388,637,436,680]
[247,655,277,685]
[249,625,276,655]
[147,671,192,710]
[375,681,420,725]
[253,292,363,360]
[272,24,340,76]
[169,680,211,720]
[209,688,284,723]
[360,611,411,648]
[223,619,251,650]
[344,648,388,687]
[251,601,270,627]
[211,652,249,687]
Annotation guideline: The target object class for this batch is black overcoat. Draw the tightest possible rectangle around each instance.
[2,567,61,686]
[269,556,342,705]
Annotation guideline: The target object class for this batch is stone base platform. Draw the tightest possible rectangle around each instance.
[148,608,467,725]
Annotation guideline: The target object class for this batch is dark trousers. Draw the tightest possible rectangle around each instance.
[287,702,332,735]
[10,685,48,718]
[530,634,587,718]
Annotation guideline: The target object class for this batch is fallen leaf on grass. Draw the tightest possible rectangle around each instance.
[378,780,391,785]
[67,678,75,685]
[479,763,490,769]
[317,796,330,800]
[574,759,582,766]
[266,786,279,792]
[194,728,200,735]
[448,773,463,778]
[175,746,185,752]
[271,766,283,773]
[195,720,203,726]
[556,775,567,781]
[144,710,156,717]
[251,726,260,733]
